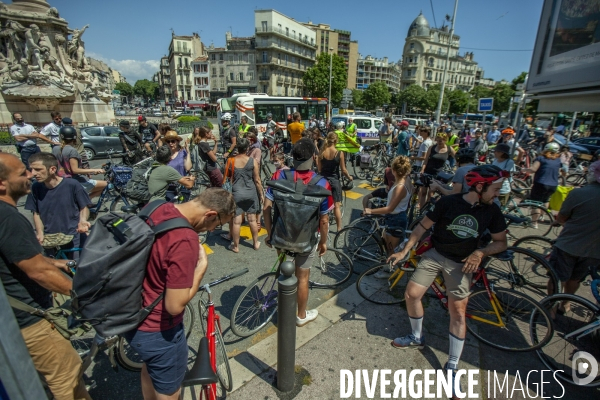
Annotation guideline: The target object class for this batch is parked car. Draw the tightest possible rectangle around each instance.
[403,118,425,133]
[116,109,126,116]
[553,134,590,157]
[572,137,600,154]
[330,115,383,146]
[153,111,163,117]
[81,125,124,160]
[178,110,203,118]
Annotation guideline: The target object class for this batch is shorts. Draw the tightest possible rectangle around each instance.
[294,245,317,269]
[80,179,97,194]
[530,183,556,203]
[371,188,387,199]
[325,176,342,203]
[550,246,600,282]
[411,248,472,299]
[123,323,187,395]
[384,212,407,238]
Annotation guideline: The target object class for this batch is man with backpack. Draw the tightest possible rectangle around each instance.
[0,153,91,400]
[123,188,235,400]
[118,120,144,166]
[220,113,238,158]
[263,138,334,327]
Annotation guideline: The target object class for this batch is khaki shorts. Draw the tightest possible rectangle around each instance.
[410,248,472,299]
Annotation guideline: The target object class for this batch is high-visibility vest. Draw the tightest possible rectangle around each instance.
[346,123,357,136]
[334,129,360,153]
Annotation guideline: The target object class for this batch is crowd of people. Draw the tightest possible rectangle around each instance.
[3,109,600,400]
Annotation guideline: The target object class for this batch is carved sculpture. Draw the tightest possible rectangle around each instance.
[67,24,88,69]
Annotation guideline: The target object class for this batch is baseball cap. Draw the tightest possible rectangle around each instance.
[399,120,409,127]
[138,115,146,122]
[292,138,315,162]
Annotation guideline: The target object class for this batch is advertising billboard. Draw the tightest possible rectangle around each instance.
[527,0,600,94]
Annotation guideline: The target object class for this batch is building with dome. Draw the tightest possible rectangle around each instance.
[400,12,484,92]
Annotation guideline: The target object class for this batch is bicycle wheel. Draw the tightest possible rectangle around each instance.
[353,156,367,180]
[183,302,195,338]
[116,336,143,372]
[465,288,553,352]
[532,294,600,387]
[340,189,346,219]
[484,247,560,303]
[308,248,353,287]
[214,323,233,391]
[505,203,554,242]
[513,235,554,259]
[511,178,531,199]
[356,263,414,305]
[230,272,278,337]
[333,227,386,274]
[109,195,130,213]
[370,169,385,187]
[565,173,587,188]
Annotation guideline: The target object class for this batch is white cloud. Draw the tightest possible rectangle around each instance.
[87,52,160,83]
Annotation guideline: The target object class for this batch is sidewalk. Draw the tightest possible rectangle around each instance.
[183,284,596,400]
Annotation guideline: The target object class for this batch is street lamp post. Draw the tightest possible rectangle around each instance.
[434,0,459,124]
[328,48,333,121]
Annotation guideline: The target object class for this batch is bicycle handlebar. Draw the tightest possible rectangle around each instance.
[198,268,249,292]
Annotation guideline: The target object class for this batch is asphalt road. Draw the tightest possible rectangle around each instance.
[17,154,378,400]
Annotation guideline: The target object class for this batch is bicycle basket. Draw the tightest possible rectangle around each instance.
[360,153,373,169]
[111,166,133,189]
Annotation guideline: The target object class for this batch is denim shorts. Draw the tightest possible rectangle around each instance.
[80,179,97,194]
[384,212,407,238]
[123,323,187,395]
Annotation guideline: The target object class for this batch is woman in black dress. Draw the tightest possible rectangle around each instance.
[419,132,455,209]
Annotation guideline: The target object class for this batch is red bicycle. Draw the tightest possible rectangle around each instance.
[181,268,249,399]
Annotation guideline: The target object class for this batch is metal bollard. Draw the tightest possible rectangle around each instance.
[277,260,298,392]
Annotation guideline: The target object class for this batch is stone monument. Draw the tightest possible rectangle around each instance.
[0,0,116,125]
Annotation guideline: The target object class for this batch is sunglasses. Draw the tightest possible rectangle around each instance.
[166,140,178,144]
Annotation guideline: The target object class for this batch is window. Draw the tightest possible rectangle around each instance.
[427,70,432,80]
[249,54,254,63]
[255,104,285,124]
[219,54,223,61]
[212,68,216,76]
[228,55,233,63]
[261,21,267,31]
[263,85,268,93]
[286,27,289,36]
[410,42,414,49]
[178,57,182,68]
[210,54,216,61]
[248,71,254,80]
[229,72,234,81]
[84,127,101,136]
[239,72,244,81]
[105,127,121,137]
[356,119,372,129]
[262,52,268,63]
[292,30,295,38]
[219,67,224,76]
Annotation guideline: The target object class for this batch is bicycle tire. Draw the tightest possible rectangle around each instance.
[484,247,560,302]
[505,203,554,242]
[532,294,600,387]
[308,248,354,288]
[512,235,554,259]
[115,302,195,372]
[230,272,278,337]
[565,173,587,188]
[214,322,233,391]
[333,226,386,274]
[511,178,531,199]
[356,264,414,305]
[353,156,367,180]
[465,288,553,352]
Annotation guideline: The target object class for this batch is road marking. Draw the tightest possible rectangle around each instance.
[344,190,364,200]
[239,226,267,238]
[357,183,377,191]
[202,243,213,255]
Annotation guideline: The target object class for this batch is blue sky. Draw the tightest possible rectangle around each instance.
[22,0,544,84]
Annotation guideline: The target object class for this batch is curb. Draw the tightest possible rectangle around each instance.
[182,282,367,399]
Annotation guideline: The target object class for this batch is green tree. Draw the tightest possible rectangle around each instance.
[470,86,492,99]
[490,83,515,113]
[447,89,470,115]
[361,81,391,111]
[422,84,450,113]
[397,84,426,113]
[115,82,133,98]
[302,53,347,105]
[133,79,160,101]
[351,89,364,109]
[511,72,527,91]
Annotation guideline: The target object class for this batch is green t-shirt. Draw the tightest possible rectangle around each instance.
[147,165,182,202]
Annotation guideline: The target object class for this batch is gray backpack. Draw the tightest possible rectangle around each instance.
[124,163,158,202]
[70,200,194,337]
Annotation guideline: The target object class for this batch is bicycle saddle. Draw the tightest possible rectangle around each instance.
[181,337,218,387]
[503,214,529,225]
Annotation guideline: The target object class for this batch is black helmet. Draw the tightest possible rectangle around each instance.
[59,126,77,141]
[456,148,476,163]
[341,176,354,191]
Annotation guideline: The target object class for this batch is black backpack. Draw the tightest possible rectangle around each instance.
[125,163,158,202]
[70,200,194,337]
[266,170,331,254]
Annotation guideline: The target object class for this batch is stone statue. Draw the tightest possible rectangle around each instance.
[1,20,27,62]
[67,24,89,69]
[24,24,44,72]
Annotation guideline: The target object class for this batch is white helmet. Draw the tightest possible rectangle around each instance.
[335,121,345,129]
[221,113,232,121]
[544,142,560,153]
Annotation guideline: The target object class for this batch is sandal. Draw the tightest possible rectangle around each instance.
[220,233,232,241]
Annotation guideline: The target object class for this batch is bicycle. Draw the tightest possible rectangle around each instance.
[530,269,600,387]
[229,247,353,338]
[358,249,554,352]
[187,268,250,398]
[501,192,555,242]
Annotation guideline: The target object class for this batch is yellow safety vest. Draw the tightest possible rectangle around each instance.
[334,129,360,154]
[239,124,251,136]
[346,123,357,136]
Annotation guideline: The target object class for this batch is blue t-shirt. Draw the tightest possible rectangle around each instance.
[25,179,92,235]
[395,130,410,156]
[486,130,501,144]
[265,169,334,215]
[533,156,561,186]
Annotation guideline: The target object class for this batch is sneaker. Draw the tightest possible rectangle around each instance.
[529,222,539,229]
[444,362,463,400]
[391,334,425,349]
[296,309,318,327]
[374,270,392,279]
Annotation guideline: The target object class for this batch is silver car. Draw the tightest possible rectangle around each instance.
[81,125,124,160]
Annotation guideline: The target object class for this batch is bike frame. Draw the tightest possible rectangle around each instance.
[203,284,218,400]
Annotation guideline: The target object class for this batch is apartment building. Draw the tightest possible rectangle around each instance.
[167,32,206,103]
[399,13,480,92]
[356,55,402,93]
[191,56,210,105]
[300,22,359,89]
[254,9,317,97]
[154,56,172,104]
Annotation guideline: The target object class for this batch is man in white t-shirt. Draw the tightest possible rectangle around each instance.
[10,113,46,169]
[40,111,63,146]
[411,126,433,169]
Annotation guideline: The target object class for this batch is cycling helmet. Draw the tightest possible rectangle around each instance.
[138,115,146,122]
[456,148,476,163]
[465,165,509,188]
[221,112,232,121]
[544,142,560,153]
[335,121,345,129]
[445,127,452,133]
[59,126,77,141]
[501,128,515,135]
[341,176,354,191]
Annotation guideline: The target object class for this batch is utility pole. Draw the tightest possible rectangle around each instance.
[434,0,459,124]
[328,48,333,121]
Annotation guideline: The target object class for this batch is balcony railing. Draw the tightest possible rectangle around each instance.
[277,76,284,83]
[284,77,291,83]
[255,26,317,48]
[172,49,192,55]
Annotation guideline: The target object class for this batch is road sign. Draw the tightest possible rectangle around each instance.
[516,83,524,90]
[340,101,349,109]
[342,89,352,95]
[112,90,120,95]
[332,108,339,116]
[478,98,493,112]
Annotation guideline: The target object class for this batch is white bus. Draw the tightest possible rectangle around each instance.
[217,93,328,138]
